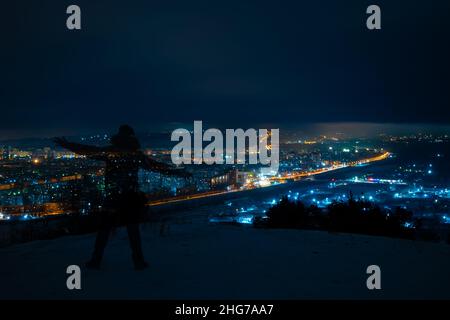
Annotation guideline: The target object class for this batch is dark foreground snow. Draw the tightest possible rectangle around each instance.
[1,217,450,299]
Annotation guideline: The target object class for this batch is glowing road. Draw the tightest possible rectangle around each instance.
[147,152,391,206]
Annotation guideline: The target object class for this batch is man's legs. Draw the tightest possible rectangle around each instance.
[126,223,148,270]
[86,218,112,269]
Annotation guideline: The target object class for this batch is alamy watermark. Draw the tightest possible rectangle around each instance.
[170,121,279,175]
[65,5,381,31]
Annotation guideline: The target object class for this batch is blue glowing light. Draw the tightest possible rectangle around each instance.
[237,215,254,224]
[403,222,415,228]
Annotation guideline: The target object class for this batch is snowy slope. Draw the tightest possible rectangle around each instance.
[1,216,450,299]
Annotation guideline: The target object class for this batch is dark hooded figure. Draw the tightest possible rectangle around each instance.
[54,125,189,270]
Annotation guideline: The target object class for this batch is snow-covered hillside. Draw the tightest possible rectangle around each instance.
[1,216,449,299]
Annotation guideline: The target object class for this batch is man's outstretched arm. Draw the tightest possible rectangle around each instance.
[142,155,191,178]
[53,137,108,158]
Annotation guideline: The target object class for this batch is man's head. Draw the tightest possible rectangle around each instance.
[117,125,135,137]
[111,124,140,150]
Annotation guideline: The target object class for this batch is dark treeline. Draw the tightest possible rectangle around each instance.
[257,192,445,242]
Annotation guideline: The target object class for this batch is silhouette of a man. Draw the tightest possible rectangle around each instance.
[54,125,189,270]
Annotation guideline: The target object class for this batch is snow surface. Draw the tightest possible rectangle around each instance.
[1,214,450,299]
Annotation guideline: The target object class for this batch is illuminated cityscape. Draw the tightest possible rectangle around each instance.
[1,130,449,242]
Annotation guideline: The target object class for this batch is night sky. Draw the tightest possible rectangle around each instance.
[2,0,450,138]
